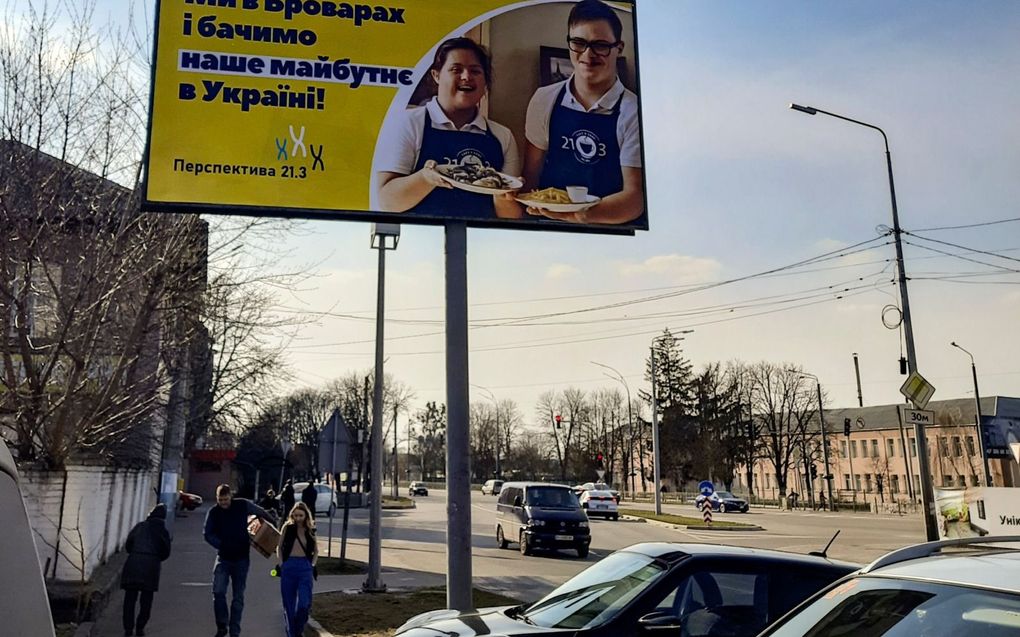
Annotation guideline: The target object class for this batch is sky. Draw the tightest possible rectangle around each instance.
[86,0,1020,431]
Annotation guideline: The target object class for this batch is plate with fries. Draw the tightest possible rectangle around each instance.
[515,187,601,213]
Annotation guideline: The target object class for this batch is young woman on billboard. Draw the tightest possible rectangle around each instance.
[375,38,521,218]
[518,0,644,225]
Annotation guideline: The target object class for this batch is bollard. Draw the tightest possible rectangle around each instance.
[702,499,713,525]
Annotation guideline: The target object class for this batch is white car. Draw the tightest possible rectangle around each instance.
[288,482,338,517]
[481,479,503,495]
[579,489,619,520]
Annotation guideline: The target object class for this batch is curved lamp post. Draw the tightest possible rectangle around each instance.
[592,361,635,497]
[951,341,992,486]
[797,371,834,510]
[789,103,938,540]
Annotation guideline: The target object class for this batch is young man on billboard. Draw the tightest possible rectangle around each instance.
[520,0,644,225]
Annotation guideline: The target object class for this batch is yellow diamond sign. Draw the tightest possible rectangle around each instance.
[899,371,936,410]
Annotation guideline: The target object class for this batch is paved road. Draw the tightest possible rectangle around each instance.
[318,488,926,601]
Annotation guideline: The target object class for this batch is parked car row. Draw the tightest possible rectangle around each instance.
[398,533,1020,637]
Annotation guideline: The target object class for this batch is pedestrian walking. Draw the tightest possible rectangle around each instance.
[277,501,318,637]
[259,488,278,516]
[281,480,295,517]
[203,484,274,637]
[788,491,799,510]
[301,479,318,519]
[818,490,827,511]
[120,503,172,637]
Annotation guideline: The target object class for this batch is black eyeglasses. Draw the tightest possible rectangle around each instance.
[566,37,621,57]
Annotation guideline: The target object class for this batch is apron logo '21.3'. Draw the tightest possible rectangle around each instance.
[561,129,607,165]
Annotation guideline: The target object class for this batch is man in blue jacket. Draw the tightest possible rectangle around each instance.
[204,484,274,637]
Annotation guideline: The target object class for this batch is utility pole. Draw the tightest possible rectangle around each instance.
[853,353,864,407]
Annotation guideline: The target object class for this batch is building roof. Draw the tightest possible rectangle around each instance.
[806,396,1020,433]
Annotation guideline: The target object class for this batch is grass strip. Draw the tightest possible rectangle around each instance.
[619,508,752,529]
[316,556,368,575]
[313,586,520,637]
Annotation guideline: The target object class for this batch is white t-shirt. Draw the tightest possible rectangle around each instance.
[374,97,521,177]
[525,76,642,169]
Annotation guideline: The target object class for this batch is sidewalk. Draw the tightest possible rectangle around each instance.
[93,504,288,637]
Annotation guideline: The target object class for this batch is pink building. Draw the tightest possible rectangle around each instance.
[736,396,1020,505]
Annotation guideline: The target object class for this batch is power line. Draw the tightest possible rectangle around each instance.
[903,232,1020,266]
[908,216,1020,233]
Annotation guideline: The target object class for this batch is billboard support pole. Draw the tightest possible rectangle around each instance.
[445,222,472,612]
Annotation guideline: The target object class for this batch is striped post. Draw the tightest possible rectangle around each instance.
[702,499,713,525]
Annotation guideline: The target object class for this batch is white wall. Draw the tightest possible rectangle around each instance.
[21,466,156,582]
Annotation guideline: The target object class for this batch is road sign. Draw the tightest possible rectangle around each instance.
[899,372,936,410]
[698,480,715,497]
[318,409,351,474]
[702,499,713,525]
[596,469,606,481]
[903,408,935,427]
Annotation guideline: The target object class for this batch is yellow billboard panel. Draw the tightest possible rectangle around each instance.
[143,0,648,233]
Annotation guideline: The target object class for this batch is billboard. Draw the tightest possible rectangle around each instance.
[142,0,648,234]
[934,487,1020,540]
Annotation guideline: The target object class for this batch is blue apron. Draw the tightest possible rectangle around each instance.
[539,81,624,198]
[409,110,504,218]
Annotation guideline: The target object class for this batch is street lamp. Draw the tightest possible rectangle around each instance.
[951,341,992,486]
[365,223,399,593]
[649,330,694,515]
[790,103,938,540]
[797,371,834,510]
[472,384,501,480]
[592,361,635,497]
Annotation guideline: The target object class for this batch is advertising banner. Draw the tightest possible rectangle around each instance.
[934,487,1020,540]
[981,415,1020,460]
[143,0,648,234]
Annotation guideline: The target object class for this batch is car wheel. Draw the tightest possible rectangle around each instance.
[497,525,508,549]
[612,514,619,521]
[519,530,531,556]
[720,503,727,514]
[577,545,589,558]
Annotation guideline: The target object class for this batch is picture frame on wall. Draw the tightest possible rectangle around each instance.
[539,46,629,87]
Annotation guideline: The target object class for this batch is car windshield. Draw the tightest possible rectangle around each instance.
[521,550,669,629]
[764,576,1020,637]
[594,483,612,491]
[526,486,577,508]
[717,491,736,499]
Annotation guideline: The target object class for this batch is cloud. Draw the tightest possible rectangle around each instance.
[545,264,580,280]
[616,254,722,282]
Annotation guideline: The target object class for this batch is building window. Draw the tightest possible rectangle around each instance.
[891,475,900,494]
[887,439,896,457]
[952,436,963,457]
[909,438,917,457]
[871,440,879,457]
[841,441,848,457]
[966,436,976,456]
[939,437,950,457]
[844,474,851,490]
[864,474,873,492]
[855,474,862,491]
[942,475,954,487]
[850,440,857,458]
[914,475,921,492]
[957,475,966,487]
[972,475,980,487]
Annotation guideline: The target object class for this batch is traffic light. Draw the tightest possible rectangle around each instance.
[843,418,851,437]
[810,465,818,479]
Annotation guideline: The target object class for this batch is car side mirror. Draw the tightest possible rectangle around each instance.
[638,611,684,631]
[513,495,523,507]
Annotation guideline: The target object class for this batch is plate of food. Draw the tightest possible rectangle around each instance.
[434,162,522,195]
[515,187,601,213]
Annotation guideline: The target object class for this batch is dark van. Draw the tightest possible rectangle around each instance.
[496,481,591,558]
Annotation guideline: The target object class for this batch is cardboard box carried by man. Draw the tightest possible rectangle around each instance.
[247,515,280,559]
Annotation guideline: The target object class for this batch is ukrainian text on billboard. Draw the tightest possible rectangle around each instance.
[143,0,648,233]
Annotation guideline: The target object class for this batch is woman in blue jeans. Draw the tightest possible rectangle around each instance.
[276,501,318,637]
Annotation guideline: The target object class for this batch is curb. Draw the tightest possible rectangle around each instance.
[621,515,763,532]
[306,616,334,637]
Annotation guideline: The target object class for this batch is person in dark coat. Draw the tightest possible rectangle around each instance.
[259,488,278,516]
[120,503,172,637]
[281,480,296,517]
[301,480,318,518]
